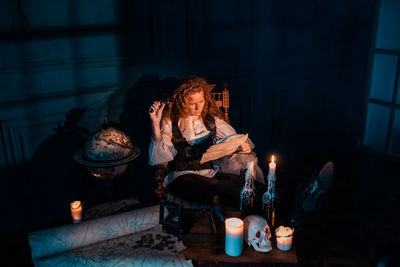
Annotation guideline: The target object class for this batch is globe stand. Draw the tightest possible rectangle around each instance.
[106,178,120,201]
[104,164,137,202]
[84,161,137,205]
[73,126,141,216]
[81,162,139,220]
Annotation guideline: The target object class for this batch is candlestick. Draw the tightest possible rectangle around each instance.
[240,161,255,211]
[70,201,83,224]
[275,226,294,251]
[225,217,244,256]
[262,154,277,227]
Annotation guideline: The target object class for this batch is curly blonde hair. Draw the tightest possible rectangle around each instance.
[161,75,226,125]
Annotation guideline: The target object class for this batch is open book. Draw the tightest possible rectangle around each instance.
[200,134,248,164]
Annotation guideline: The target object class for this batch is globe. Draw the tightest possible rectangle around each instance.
[74,127,140,180]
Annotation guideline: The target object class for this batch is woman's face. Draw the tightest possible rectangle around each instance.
[185,90,205,117]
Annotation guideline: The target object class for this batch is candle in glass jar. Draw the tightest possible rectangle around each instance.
[275,226,294,251]
[268,155,276,175]
[225,217,244,256]
[70,201,83,224]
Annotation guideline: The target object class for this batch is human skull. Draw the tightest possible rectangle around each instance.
[243,215,272,252]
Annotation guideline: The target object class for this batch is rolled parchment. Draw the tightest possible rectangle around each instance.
[29,205,159,260]
[200,134,248,164]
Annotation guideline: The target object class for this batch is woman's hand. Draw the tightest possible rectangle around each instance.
[149,101,166,124]
[238,142,252,153]
[149,101,166,142]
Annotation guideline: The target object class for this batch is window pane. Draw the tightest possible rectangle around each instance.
[397,75,400,104]
[389,109,400,156]
[376,0,400,50]
[364,103,390,152]
[369,54,397,102]
[22,0,117,29]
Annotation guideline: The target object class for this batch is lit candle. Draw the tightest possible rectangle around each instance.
[70,201,83,224]
[225,217,244,256]
[275,226,294,251]
[268,155,276,175]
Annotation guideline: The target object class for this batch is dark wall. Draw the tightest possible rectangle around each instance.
[0,0,376,234]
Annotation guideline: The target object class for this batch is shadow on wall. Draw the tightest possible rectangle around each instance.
[31,74,180,209]
[0,75,180,234]
[31,74,181,212]
[0,109,92,235]
[112,74,180,203]
[29,109,91,229]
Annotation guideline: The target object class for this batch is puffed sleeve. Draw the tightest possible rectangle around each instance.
[214,117,237,141]
[148,120,177,166]
[214,117,255,149]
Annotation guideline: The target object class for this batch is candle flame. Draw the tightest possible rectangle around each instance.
[71,201,81,209]
[271,155,275,163]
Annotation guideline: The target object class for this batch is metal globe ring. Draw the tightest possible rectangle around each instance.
[73,145,140,168]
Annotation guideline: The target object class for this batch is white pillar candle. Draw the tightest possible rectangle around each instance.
[70,201,83,224]
[275,226,294,251]
[225,217,244,256]
[268,155,276,175]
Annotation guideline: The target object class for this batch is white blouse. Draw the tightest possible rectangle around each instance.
[148,116,254,187]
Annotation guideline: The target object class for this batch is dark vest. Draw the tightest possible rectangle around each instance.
[170,115,216,172]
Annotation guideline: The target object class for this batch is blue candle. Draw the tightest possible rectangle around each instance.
[225,217,244,256]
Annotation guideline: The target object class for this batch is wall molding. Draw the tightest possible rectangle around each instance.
[0,1,160,75]
[0,54,160,75]
[0,85,119,111]
[0,85,121,168]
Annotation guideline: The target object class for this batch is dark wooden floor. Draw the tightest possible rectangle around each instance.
[1,150,400,266]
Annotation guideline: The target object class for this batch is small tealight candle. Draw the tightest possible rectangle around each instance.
[70,200,83,224]
[225,217,244,256]
[275,226,294,251]
[269,155,276,175]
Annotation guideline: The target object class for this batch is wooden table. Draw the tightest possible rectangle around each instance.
[179,210,297,265]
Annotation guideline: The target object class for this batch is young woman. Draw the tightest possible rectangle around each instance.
[148,75,262,212]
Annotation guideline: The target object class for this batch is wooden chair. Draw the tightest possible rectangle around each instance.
[212,83,230,122]
[153,84,230,237]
